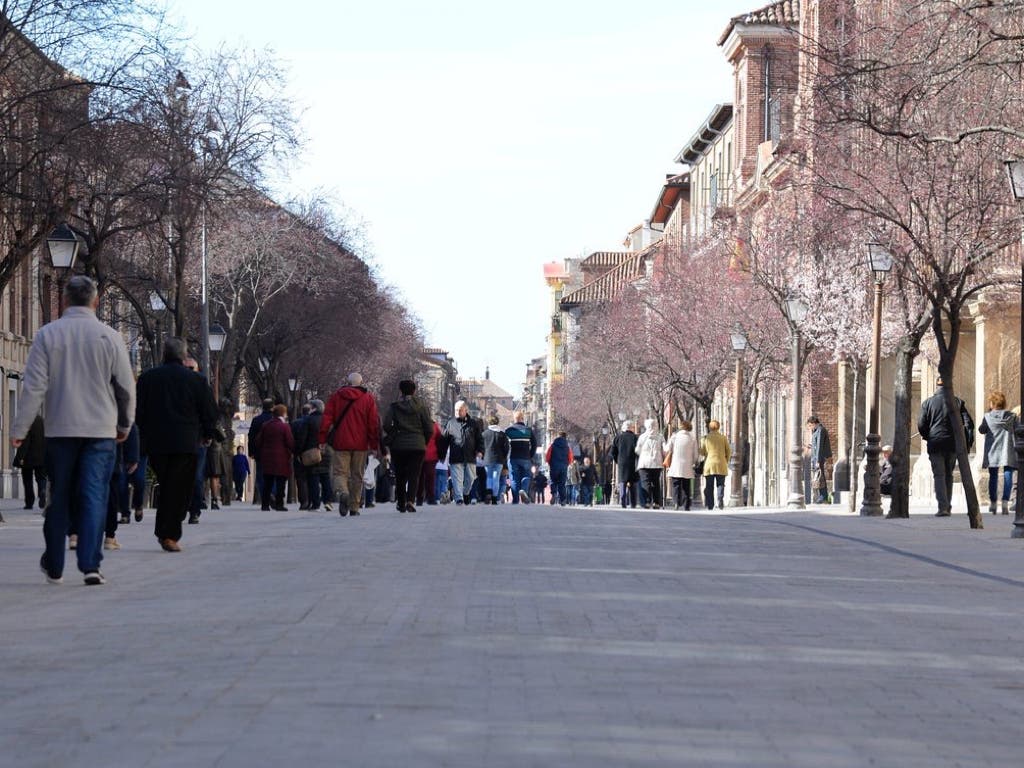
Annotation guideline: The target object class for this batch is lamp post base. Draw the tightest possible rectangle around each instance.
[860,432,883,517]
[1012,433,1024,538]
[787,446,805,509]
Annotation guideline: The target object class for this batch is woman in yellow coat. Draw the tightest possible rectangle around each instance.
[700,419,731,510]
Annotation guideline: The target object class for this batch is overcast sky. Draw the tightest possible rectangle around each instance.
[168,0,760,396]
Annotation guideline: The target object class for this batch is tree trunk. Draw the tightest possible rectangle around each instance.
[886,338,917,519]
[933,312,981,529]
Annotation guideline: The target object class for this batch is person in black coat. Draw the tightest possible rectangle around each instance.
[135,338,218,551]
[298,400,334,511]
[610,421,639,508]
[13,414,46,510]
[247,398,275,504]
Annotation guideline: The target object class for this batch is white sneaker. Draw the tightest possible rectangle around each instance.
[103,537,121,550]
[83,571,106,586]
[68,534,77,550]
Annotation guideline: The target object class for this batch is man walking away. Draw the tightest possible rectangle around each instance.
[248,398,274,505]
[135,338,219,551]
[611,421,639,508]
[482,415,511,504]
[12,276,135,585]
[918,376,975,517]
[319,372,380,517]
[505,411,537,504]
[545,431,574,505]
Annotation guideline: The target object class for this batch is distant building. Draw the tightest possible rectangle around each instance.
[416,348,458,424]
[459,367,515,424]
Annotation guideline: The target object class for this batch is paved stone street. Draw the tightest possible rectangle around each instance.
[2,498,1023,767]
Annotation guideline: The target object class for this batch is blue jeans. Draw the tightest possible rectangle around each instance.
[989,466,1015,503]
[509,459,532,503]
[579,484,593,506]
[435,467,449,502]
[191,444,207,516]
[484,463,504,499]
[43,438,116,576]
[119,455,147,511]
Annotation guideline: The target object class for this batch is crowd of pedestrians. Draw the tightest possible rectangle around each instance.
[10,282,1019,588]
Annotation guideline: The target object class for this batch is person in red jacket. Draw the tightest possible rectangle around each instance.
[255,404,294,511]
[318,372,381,517]
[417,421,443,506]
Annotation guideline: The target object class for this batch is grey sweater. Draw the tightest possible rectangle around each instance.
[12,307,135,440]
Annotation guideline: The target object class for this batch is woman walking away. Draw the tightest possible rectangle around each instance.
[255,405,294,511]
[700,420,731,510]
[664,420,697,510]
[482,415,511,504]
[635,418,665,509]
[980,390,1018,514]
[382,380,434,513]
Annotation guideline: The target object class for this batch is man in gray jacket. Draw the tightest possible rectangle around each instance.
[12,276,135,586]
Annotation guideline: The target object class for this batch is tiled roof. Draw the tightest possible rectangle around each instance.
[559,251,649,308]
[459,377,514,400]
[580,251,633,270]
[718,0,800,45]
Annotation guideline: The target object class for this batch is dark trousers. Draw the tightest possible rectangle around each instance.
[618,481,638,508]
[392,449,425,509]
[703,474,726,509]
[21,465,46,508]
[253,459,264,504]
[233,475,247,500]
[121,456,146,511]
[149,453,198,543]
[928,450,957,514]
[293,464,309,507]
[640,468,663,507]
[307,472,332,508]
[418,460,437,504]
[670,477,692,509]
[549,465,568,504]
[106,469,125,537]
[262,474,286,509]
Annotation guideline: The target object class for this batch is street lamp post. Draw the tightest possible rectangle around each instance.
[149,291,166,367]
[288,372,300,416]
[45,223,81,315]
[861,244,893,517]
[208,322,226,405]
[729,324,747,507]
[1003,160,1024,538]
[784,294,809,509]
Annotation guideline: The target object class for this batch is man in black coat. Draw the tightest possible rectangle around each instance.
[610,421,639,508]
[135,338,218,551]
[248,398,275,505]
[918,376,975,517]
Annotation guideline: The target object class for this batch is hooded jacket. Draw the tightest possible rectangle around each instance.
[319,385,381,452]
[483,425,511,464]
[635,421,665,469]
[980,409,1018,469]
[383,396,434,452]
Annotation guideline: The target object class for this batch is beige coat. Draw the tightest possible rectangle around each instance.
[700,430,731,476]
[663,430,697,479]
